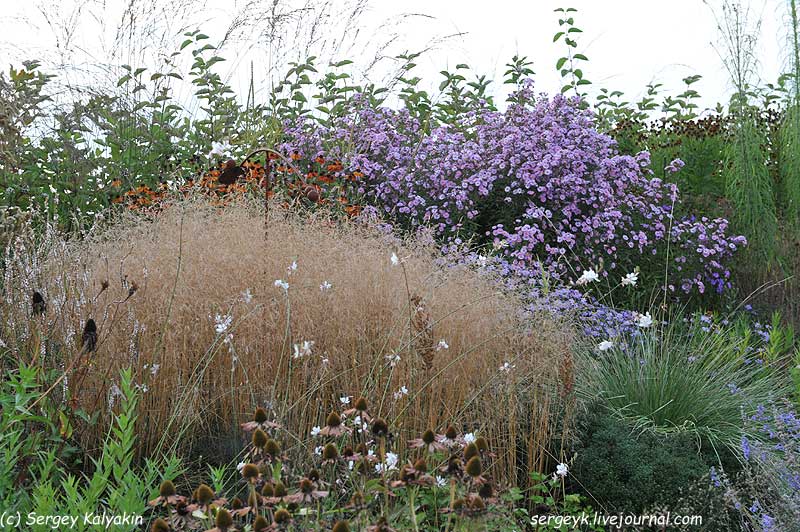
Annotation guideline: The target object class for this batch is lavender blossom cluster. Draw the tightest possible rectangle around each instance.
[279,87,746,297]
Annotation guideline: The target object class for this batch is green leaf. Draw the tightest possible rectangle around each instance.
[553,31,565,42]
[556,57,567,70]
[574,53,588,61]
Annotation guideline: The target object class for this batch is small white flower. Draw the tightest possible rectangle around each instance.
[499,361,515,373]
[207,140,232,159]
[288,261,298,274]
[385,353,401,367]
[237,461,246,472]
[390,252,400,266]
[393,385,409,400]
[463,432,476,444]
[274,279,289,291]
[435,476,447,488]
[492,239,508,250]
[320,281,332,291]
[597,340,614,352]
[149,363,160,376]
[340,395,351,405]
[293,340,315,359]
[241,288,253,303]
[436,339,449,351]
[311,426,321,437]
[555,463,569,478]
[621,271,638,287]
[314,446,323,456]
[214,314,233,334]
[576,269,599,285]
[377,452,399,473]
[636,312,654,328]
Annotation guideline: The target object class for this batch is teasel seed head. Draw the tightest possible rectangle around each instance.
[196,483,214,505]
[371,418,388,437]
[214,508,233,530]
[332,521,350,532]
[300,478,313,494]
[479,483,494,499]
[273,481,287,497]
[475,436,489,453]
[159,480,176,497]
[322,443,339,461]
[274,508,291,524]
[326,411,341,427]
[422,429,435,445]
[254,407,268,424]
[151,518,170,532]
[261,483,274,497]
[252,428,268,448]
[308,469,321,482]
[241,463,259,480]
[265,438,281,456]
[464,443,479,462]
[413,458,428,472]
[231,497,243,510]
[445,426,458,440]
[465,456,482,478]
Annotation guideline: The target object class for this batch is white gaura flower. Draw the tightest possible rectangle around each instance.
[499,361,516,373]
[390,253,400,266]
[576,269,599,285]
[214,314,233,334]
[555,463,569,478]
[236,462,246,472]
[393,385,409,400]
[385,353,401,367]
[310,426,321,437]
[621,271,639,287]
[375,452,399,473]
[636,312,654,328]
[463,432,476,444]
[207,140,232,159]
[597,340,614,352]
[436,475,447,488]
[287,261,298,274]
[293,340,315,359]
[340,395,351,405]
[436,339,449,351]
[241,288,253,303]
[274,279,289,291]
[320,281,332,291]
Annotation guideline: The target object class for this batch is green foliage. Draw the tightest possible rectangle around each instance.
[553,7,591,100]
[571,412,737,515]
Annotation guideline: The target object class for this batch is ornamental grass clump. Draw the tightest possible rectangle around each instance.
[1,196,571,487]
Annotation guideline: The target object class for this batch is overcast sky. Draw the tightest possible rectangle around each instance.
[0,0,789,113]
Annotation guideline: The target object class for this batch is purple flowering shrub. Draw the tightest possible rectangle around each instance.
[277,86,746,300]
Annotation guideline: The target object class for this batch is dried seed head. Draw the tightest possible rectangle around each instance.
[475,436,489,453]
[253,515,269,532]
[214,508,233,530]
[464,443,479,461]
[265,438,281,456]
[342,445,354,457]
[413,458,428,472]
[300,478,313,494]
[231,497,243,510]
[273,481,287,498]
[252,428,268,448]
[254,407,268,424]
[371,418,388,437]
[354,397,368,411]
[452,498,466,510]
[274,508,291,524]
[242,463,259,480]
[470,496,486,511]
[356,442,369,455]
[151,518,170,532]
[326,411,341,427]
[322,443,339,461]
[308,469,320,482]
[159,480,176,498]
[465,456,482,478]
[422,429,435,445]
[445,426,458,440]
[332,521,350,532]
[261,483,274,497]
[196,484,214,505]
[478,483,494,499]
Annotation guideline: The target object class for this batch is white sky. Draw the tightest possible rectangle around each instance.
[0,0,790,113]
